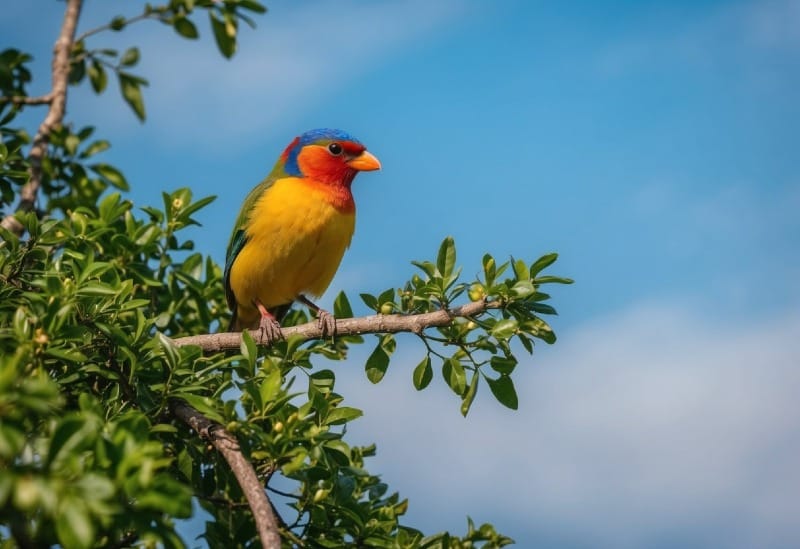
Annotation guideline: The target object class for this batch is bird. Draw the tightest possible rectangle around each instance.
[223,128,381,341]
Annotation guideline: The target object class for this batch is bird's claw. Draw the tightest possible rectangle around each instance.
[258,315,284,346]
[317,309,336,339]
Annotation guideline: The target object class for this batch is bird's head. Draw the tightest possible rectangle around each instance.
[278,128,381,187]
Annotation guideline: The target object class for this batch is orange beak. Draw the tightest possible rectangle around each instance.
[346,150,381,171]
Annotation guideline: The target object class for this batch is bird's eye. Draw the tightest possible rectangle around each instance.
[327,143,343,156]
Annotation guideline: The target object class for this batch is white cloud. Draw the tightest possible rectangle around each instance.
[746,0,800,51]
[69,0,466,149]
[594,0,800,78]
[338,301,800,547]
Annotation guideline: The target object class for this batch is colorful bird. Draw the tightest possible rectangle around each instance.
[224,128,381,340]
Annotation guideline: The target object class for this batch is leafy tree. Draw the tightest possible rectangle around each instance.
[0,1,572,547]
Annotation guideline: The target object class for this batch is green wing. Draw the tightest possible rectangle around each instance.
[224,174,278,320]
[223,226,248,315]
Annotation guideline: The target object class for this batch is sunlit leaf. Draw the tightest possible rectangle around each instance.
[412,355,432,390]
[436,236,456,278]
[486,375,518,410]
[442,358,466,396]
[118,72,147,121]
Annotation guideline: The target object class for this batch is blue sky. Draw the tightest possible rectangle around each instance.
[4,0,800,547]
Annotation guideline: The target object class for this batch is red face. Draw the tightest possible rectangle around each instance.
[296,140,381,187]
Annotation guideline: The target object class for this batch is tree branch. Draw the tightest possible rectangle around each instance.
[170,399,282,549]
[172,299,502,351]
[1,0,82,237]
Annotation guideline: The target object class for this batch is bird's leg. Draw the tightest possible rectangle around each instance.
[297,295,336,338]
[254,298,283,345]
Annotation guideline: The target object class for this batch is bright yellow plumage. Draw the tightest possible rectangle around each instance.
[228,177,355,329]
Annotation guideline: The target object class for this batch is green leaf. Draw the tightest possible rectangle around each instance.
[412,356,432,390]
[364,349,388,384]
[442,358,466,396]
[118,72,146,121]
[490,355,517,375]
[486,375,518,410]
[238,0,267,13]
[48,416,93,467]
[528,302,558,315]
[120,47,140,66]
[65,134,80,156]
[518,332,534,354]
[530,252,558,277]
[376,287,395,313]
[460,372,479,417]
[56,500,94,549]
[490,318,518,339]
[483,253,496,286]
[81,139,110,158]
[90,163,129,191]
[513,257,529,281]
[365,334,394,383]
[511,279,535,298]
[45,347,89,363]
[325,406,363,426]
[411,260,436,279]
[75,282,117,296]
[240,329,257,368]
[258,364,282,408]
[109,16,126,31]
[173,17,199,39]
[175,394,225,423]
[530,317,557,344]
[333,291,354,318]
[87,60,107,93]
[157,332,181,370]
[360,292,378,312]
[534,275,574,285]
[309,369,335,392]
[69,57,86,84]
[210,11,236,58]
[436,236,456,277]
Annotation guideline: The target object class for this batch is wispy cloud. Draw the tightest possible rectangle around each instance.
[746,0,800,51]
[69,0,467,149]
[339,301,800,547]
[594,0,800,78]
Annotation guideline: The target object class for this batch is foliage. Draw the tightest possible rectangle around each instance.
[0,2,570,547]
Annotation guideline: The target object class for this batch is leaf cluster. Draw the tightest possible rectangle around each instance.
[360,237,572,416]
[0,190,224,547]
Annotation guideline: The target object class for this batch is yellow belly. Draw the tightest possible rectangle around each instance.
[229,177,355,327]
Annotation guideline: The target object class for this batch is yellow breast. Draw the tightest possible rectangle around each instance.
[228,177,355,326]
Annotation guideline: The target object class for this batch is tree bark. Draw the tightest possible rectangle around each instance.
[172,299,502,351]
[1,0,82,236]
[170,399,282,549]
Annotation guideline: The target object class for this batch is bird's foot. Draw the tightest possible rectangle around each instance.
[258,315,284,346]
[255,299,283,346]
[316,308,337,339]
[297,295,337,339]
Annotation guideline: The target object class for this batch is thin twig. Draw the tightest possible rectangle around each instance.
[0,94,54,106]
[198,495,251,509]
[106,531,138,549]
[1,0,82,237]
[267,485,300,499]
[171,300,504,352]
[170,399,282,549]
[75,11,158,42]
